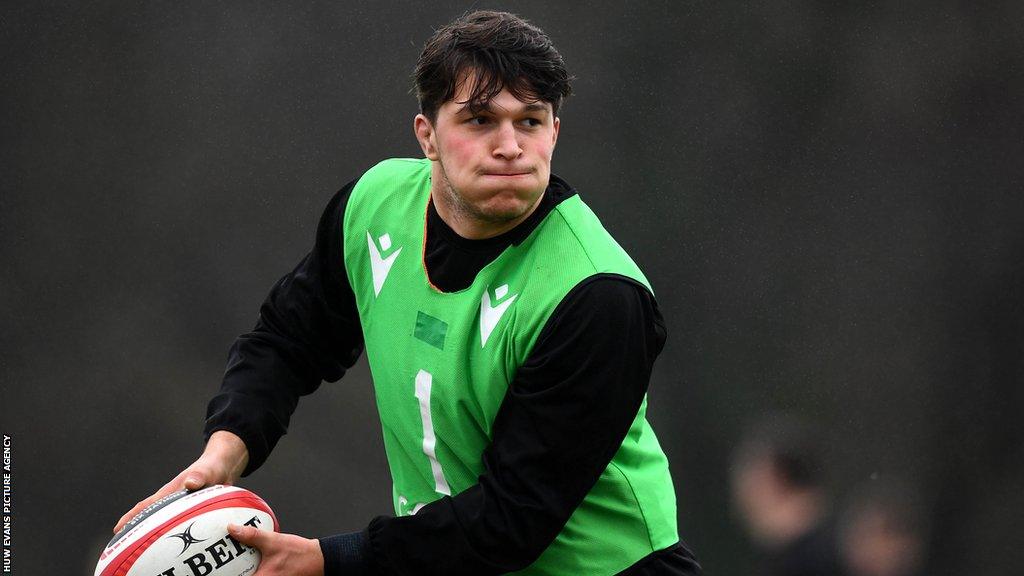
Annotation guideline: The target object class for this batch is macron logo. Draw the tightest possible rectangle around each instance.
[480,283,517,346]
[367,231,402,297]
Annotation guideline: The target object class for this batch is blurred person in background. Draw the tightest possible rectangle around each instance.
[731,416,844,576]
[839,479,926,576]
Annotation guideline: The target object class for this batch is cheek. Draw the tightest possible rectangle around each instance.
[528,138,555,163]
[440,133,479,167]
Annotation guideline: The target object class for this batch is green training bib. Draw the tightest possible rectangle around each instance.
[342,158,679,575]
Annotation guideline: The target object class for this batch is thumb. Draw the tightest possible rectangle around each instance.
[227,523,269,548]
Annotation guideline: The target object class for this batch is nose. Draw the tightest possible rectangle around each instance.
[492,121,523,160]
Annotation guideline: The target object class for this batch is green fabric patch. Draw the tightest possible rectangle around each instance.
[414,311,447,350]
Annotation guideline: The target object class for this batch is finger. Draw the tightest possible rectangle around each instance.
[113,482,176,532]
[227,523,271,550]
[112,471,206,533]
[113,491,167,534]
[182,471,207,491]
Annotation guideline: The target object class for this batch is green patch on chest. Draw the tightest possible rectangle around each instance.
[414,311,448,350]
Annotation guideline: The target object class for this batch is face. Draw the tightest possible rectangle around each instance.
[414,74,560,238]
[732,456,784,542]
[842,508,922,576]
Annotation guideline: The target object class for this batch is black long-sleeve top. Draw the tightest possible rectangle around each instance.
[204,175,700,575]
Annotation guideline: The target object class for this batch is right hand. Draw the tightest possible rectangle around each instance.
[112,430,250,534]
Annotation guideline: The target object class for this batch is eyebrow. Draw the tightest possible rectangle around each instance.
[455,102,550,116]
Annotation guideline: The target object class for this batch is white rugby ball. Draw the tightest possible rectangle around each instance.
[96,485,279,576]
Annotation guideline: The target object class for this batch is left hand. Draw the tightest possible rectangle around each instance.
[228,523,324,576]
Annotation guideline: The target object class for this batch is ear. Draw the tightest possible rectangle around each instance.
[414,114,439,160]
[551,116,560,149]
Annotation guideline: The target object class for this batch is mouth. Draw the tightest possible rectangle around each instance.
[483,172,531,177]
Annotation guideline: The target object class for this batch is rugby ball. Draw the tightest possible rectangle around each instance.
[96,485,278,576]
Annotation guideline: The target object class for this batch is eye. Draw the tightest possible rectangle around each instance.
[468,116,490,126]
[521,117,542,127]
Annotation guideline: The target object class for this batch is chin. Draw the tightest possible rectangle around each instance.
[475,198,535,224]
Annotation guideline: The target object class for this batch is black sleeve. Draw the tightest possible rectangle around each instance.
[203,181,364,476]
[320,274,668,575]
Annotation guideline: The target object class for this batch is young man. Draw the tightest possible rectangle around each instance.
[115,11,700,576]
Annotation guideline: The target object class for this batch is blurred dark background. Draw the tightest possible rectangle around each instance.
[3,1,1022,574]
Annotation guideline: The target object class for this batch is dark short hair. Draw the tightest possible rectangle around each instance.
[734,414,824,490]
[414,10,573,121]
